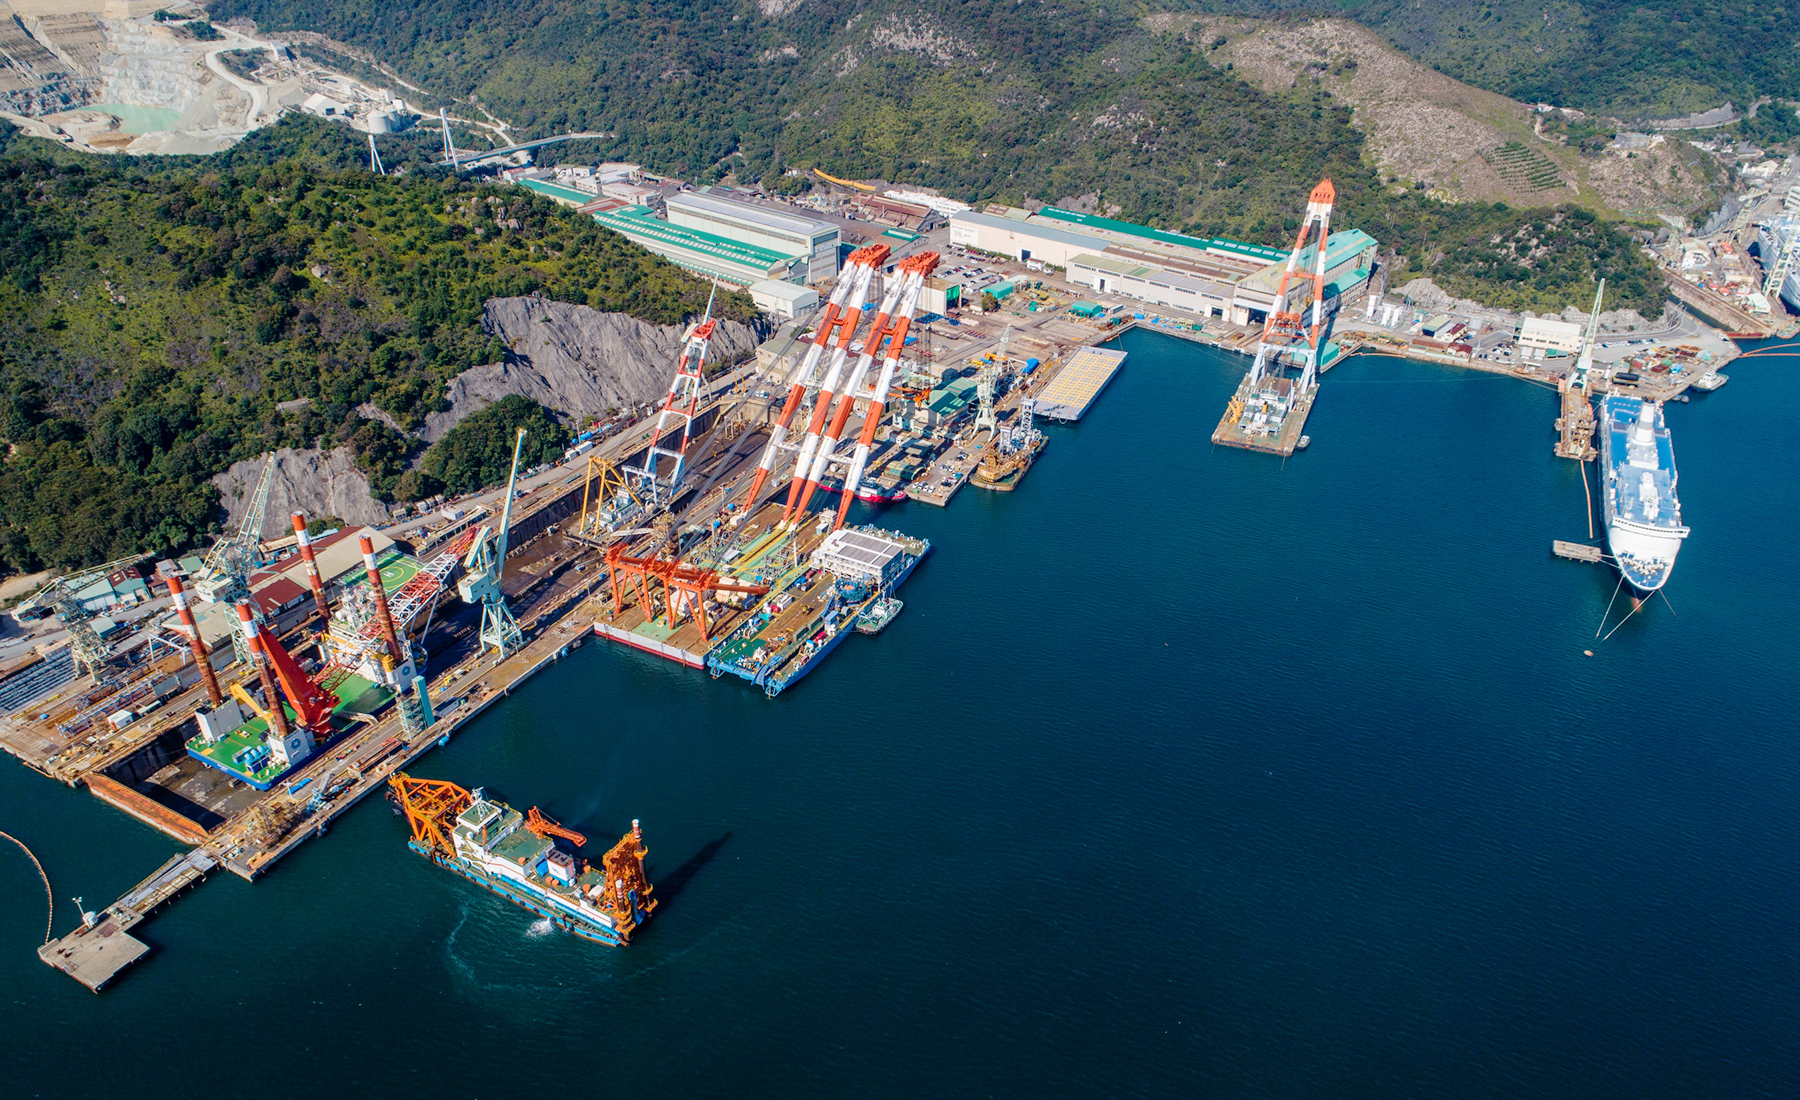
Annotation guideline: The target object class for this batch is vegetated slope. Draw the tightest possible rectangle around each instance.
[1326,0,1800,121]
[1175,15,1724,219]
[0,116,753,574]
[204,0,1662,306]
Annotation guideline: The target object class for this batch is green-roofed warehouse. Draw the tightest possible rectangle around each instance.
[589,205,804,287]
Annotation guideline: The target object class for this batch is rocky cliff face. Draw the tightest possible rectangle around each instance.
[420,298,766,440]
[212,446,392,538]
[213,300,769,529]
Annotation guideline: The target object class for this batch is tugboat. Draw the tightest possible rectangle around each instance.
[856,597,903,634]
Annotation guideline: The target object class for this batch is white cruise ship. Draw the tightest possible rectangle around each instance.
[1599,394,1689,596]
[1756,217,1800,313]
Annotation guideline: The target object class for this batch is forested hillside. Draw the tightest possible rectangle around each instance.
[1301,0,1800,120]
[205,0,1662,310]
[0,117,752,574]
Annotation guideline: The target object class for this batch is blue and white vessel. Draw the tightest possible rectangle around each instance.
[1599,394,1688,596]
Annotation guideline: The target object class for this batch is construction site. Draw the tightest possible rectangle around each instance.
[3,230,1112,991]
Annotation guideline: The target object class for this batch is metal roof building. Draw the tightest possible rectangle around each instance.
[591,205,803,287]
[667,191,841,281]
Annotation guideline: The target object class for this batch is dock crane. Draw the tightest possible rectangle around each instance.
[458,428,528,657]
[972,324,1012,438]
[195,453,277,666]
[11,554,147,677]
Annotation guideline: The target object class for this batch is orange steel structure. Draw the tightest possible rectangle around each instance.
[598,821,657,935]
[603,542,769,643]
[526,806,587,847]
[1248,178,1336,395]
[390,773,474,854]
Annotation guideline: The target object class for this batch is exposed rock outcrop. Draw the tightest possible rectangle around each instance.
[213,446,391,538]
[418,298,766,441]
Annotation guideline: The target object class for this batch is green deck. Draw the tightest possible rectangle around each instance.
[186,673,394,783]
[337,549,421,597]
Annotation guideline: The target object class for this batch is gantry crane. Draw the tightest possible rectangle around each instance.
[457,428,528,656]
[740,246,940,531]
[11,554,146,677]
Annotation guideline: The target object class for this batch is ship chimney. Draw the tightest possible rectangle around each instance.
[359,535,402,663]
[236,600,291,739]
[167,574,224,706]
[291,511,333,627]
[1632,402,1657,446]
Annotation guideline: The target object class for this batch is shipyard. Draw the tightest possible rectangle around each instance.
[0,127,1793,1000]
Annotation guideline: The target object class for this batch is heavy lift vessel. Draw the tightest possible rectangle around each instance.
[1213,178,1338,456]
[389,773,656,946]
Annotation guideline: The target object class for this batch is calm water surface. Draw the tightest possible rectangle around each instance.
[4,329,1796,1098]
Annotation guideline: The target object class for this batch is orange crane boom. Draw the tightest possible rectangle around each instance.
[525,806,588,847]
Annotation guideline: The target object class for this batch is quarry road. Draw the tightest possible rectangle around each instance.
[203,28,272,129]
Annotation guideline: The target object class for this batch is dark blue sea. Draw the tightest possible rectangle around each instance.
[4,328,1797,1099]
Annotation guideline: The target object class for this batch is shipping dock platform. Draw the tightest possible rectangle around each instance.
[1031,346,1127,422]
[706,525,928,696]
[591,500,825,668]
[1210,372,1318,456]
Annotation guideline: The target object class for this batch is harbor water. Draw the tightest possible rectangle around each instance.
[3,329,1797,1098]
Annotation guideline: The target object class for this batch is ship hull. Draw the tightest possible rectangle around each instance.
[408,841,633,946]
[764,548,926,696]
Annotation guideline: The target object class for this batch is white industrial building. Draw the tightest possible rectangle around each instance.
[1517,316,1585,355]
[949,207,1378,325]
[949,210,1110,268]
[667,191,841,281]
[750,280,821,320]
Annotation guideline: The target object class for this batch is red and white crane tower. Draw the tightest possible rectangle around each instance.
[626,286,721,507]
[739,244,938,531]
[788,250,940,525]
[826,250,939,528]
[739,244,890,526]
[1249,178,1336,396]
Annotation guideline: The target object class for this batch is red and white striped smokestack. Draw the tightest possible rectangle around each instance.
[236,600,290,739]
[291,511,332,626]
[359,535,402,660]
[167,574,223,706]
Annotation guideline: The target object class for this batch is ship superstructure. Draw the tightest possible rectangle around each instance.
[389,774,656,946]
[1757,216,1800,313]
[1598,394,1688,595]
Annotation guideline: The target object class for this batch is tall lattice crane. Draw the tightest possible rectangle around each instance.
[458,428,528,656]
[624,284,719,508]
[972,324,1012,438]
[195,453,277,666]
[11,554,146,677]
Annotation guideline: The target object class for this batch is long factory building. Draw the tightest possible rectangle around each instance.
[586,191,843,288]
[950,208,1378,325]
